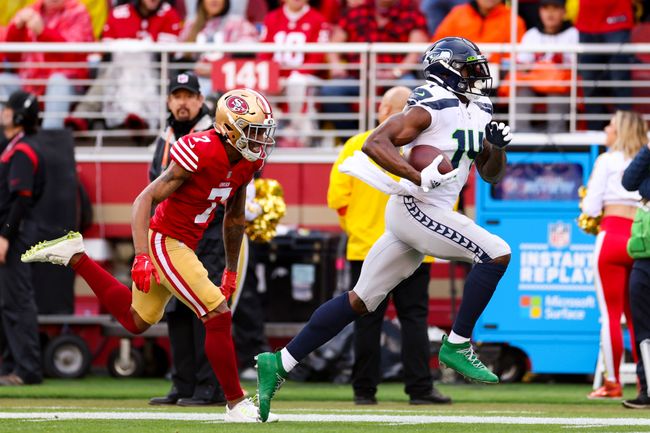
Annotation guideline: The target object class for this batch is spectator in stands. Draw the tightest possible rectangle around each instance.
[621,130,650,410]
[1,0,94,129]
[148,72,226,407]
[322,0,428,138]
[575,0,634,130]
[419,0,469,35]
[0,90,44,386]
[65,0,181,132]
[514,0,578,132]
[582,110,646,399]
[328,86,451,406]
[260,0,331,147]
[433,0,526,66]
[178,0,259,97]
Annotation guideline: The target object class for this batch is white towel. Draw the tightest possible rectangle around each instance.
[338,151,423,198]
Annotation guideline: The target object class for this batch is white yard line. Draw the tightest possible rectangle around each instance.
[1,412,650,426]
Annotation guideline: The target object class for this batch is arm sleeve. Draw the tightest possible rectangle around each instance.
[1,151,37,240]
[638,178,650,200]
[0,195,30,240]
[8,151,36,195]
[622,146,650,191]
[582,154,608,217]
[149,138,165,182]
[169,136,199,173]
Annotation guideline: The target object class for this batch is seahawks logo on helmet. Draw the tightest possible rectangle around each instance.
[422,37,492,102]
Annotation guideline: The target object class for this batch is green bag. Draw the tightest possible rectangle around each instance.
[628,204,650,259]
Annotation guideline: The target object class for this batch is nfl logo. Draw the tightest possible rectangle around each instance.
[548,221,571,249]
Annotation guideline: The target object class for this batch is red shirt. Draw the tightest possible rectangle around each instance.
[5,0,94,95]
[150,130,262,250]
[339,0,427,64]
[575,0,633,33]
[102,2,181,41]
[260,5,330,77]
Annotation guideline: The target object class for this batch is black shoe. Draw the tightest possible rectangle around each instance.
[354,395,377,405]
[177,396,227,407]
[623,395,650,409]
[149,394,181,405]
[409,388,452,405]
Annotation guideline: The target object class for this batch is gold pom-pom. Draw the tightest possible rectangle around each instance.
[576,186,602,235]
[245,178,287,243]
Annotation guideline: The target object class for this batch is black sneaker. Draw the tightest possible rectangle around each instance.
[354,394,378,405]
[623,395,650,409]
[149,393,182,405]
[409,388,452,405]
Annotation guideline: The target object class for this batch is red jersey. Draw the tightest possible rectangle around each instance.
[102,2,181,42]
[150,129,262,250]
[575,0,633,33]
[260,5,330,77]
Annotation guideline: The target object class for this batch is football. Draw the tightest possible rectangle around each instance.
[407,145,453,173]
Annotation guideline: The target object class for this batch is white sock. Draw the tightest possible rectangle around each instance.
[280,348,298,373]
[447,331,470,345]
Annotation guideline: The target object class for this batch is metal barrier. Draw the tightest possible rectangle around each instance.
[2,41,648,146]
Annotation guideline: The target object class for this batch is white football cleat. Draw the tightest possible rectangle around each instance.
[21,231,85,266]
[224,397,279,423]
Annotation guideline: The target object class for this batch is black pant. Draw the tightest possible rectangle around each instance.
[629,259,650,396]
[0,223,42,384]
[578,30,632,130]
[350,261,432,398]
[233,242,270,369]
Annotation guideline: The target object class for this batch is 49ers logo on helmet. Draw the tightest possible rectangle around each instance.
[226,96,249,115]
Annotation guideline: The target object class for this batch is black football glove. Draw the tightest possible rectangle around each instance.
[485,121,513,149]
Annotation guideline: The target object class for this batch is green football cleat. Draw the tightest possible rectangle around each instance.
[438,335,499,384]
[255,352,287,422]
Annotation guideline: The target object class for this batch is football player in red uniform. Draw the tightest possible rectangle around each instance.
[21,88,279,423]
[260,0,330,146]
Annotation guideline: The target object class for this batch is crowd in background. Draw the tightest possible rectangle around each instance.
[0,0,647,144]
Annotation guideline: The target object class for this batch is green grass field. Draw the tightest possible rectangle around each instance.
[1,377,650,433]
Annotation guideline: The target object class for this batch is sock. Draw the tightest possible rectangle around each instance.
[447,331,470,345]
[203,312,244,402]
[286,292,359,362]
[453,262,507,337]
[280,348,298,373]
[72,253,140,334]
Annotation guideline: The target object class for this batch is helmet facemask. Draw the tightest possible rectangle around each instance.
[230,116,276,162]
[426,57,492,101]
[214,88,276,162]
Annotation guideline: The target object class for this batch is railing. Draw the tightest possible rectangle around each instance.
[2,41,647,147]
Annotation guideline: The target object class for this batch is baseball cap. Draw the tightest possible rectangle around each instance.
[539,0,565,6]
[169,72,201,95]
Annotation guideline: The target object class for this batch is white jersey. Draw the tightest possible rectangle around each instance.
[403,83,493,209]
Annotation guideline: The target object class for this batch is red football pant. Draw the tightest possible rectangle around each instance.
[594,216,637,383]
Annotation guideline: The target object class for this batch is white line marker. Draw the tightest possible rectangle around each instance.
[1,412,650,426]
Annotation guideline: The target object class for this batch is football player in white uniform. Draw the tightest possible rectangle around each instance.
[256,37,513,422]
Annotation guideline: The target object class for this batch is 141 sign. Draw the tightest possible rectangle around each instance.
[211,59,280,94]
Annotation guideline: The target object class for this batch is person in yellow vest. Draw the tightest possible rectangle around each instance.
[327,86,451,405]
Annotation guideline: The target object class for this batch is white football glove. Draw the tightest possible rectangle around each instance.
[485,121,513,148]
[420,155,459,193]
